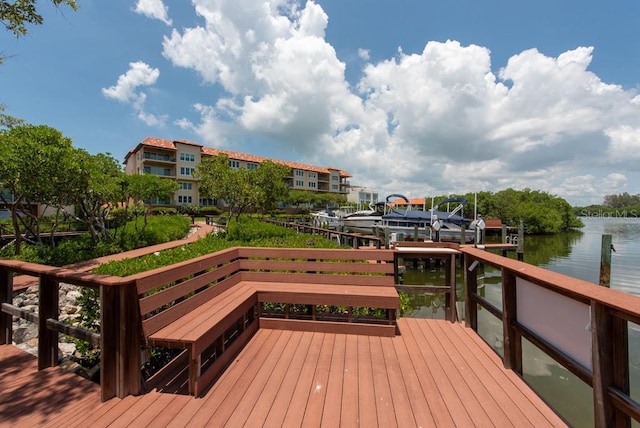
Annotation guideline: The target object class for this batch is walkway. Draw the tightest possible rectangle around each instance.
[12,222,215,292]
[0,319,567,427]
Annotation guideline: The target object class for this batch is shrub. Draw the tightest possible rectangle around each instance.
[117,215,190,250]
[199,206,222,216]
[150,207,178,216]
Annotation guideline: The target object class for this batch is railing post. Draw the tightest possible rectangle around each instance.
[120,281,142,396]
[502,270,522,374]
[445,254,457,322]
[38,275,59,370]
[0,266,13,345]
[464,256,478,330]
[100,283,118,401]
[100,281,142,401]
[591,302,629,428]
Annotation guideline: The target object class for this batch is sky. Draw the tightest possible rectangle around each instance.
[2,1,640,206]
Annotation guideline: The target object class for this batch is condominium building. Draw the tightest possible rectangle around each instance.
[347,186,379,207]
[124,137,351,206]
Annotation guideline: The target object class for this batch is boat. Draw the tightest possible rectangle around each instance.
[340,202,386,234]
[310,207,345,228]
[310,204,371,229]
[378,195,475,242]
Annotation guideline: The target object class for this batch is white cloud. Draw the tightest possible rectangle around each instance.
[102,61,159,102]
[154,1,640,204]
[133,0,173,26]
[102,61,166,126]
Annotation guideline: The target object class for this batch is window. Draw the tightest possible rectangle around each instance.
[180,167,196,176]
[229,160,240,169]
[331,176,339,181]
[308,172,316,178]
[180,153,195,162]
[295,170,304,176]
[247,162,258,170]
[178,195,193,204]
[332,184,339,190]
[179,182,193,190]
[308,182,317,188]
[295,180,304,187]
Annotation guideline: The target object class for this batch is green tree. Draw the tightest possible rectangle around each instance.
[0,124,80,253]
[0,104,24,129]
[1,0,78,39]
[253,160,290,214]
[69,152,125,243]
[178,203,200,224]
[286,190,313,207]
[195,154,291,223]
[125,173,178,231]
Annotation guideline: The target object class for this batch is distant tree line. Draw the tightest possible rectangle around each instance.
[440,188,583,234]
[573,192,640,218]
[601,192,640,208]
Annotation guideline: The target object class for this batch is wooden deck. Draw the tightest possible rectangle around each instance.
[0,318,567,427]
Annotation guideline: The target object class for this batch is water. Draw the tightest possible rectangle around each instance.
[400,217,640,427]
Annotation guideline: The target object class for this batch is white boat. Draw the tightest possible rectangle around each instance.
[340,202,386,234]
[310,205,363,228]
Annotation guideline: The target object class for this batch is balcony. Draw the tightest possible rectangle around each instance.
[143,152,176,163]
[143,166,175,177]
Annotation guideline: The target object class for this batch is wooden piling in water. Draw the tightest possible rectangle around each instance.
[517,220,524,261]
[599,234,612,287]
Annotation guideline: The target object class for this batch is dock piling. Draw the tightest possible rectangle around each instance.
[599,234,613,287]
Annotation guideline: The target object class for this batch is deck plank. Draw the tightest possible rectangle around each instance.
[300,333,334,427]
[357,334,379,427]
[246,330,311,426]
[381,333,424,427]
[281,331,323,427]
[341,334,360,426]
[320,333,346,426]
[454,321,568,426]
[164,328,275,427]
[430,318,534,427]
[192,329,289,427]
[397,318,460,426]
[370,335,398,428]
[224,329,301,426]
[0,319,568,428]
[416,318,510,427]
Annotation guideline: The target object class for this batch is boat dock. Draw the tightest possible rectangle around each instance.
[0,318,564,427]
[2,241,639,426]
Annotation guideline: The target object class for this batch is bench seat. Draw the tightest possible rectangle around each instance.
[136,246,399,397]
[250,281,399,308]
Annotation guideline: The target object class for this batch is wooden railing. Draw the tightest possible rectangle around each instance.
[0,246,396,402]
[0,261,138,402]
[461,246,640,427]
[393,242,461,322]
[4,241,640,426]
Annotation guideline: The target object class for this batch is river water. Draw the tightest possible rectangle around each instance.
[400,216,640,427]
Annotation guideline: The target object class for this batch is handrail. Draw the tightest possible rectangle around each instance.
[461,245,640,427]
[0,246,398,402]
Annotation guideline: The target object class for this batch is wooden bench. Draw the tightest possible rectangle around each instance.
[135,247,398,396]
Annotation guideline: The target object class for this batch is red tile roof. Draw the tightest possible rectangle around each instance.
[128,137,351,177]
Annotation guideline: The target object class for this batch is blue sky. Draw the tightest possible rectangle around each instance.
[2,1,640,206]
